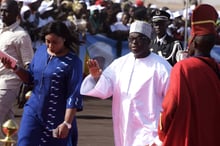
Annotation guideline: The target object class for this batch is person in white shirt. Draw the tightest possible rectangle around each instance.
[80,20,172,146]
[0,0,34,138]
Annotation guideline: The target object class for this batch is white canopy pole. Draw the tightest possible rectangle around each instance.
[183,0,189,50]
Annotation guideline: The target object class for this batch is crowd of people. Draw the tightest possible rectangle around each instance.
[0,0,220,146]
[10,0,220,62]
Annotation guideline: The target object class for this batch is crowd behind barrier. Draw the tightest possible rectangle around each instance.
[12,0,220,66]
[0,0,218,108]
[1,0,220,145]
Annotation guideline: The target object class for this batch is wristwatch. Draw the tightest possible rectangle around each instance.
[63,121,72,129]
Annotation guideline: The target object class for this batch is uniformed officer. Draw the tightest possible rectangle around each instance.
[150,9,183,66]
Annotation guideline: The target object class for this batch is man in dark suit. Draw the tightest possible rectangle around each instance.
[150,9,183,66]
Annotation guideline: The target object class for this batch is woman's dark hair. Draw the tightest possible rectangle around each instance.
[40,21,81,54]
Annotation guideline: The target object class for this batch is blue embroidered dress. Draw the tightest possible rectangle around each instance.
[18,46,83,146]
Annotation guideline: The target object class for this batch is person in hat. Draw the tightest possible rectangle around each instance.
[19,0,43,50]
[158,4,220,146]
[150,9,183,66]
[80,20,172,146]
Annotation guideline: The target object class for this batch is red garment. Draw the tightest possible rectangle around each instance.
[158,57,220,146]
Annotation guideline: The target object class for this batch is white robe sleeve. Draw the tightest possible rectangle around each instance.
[80,73,113,99]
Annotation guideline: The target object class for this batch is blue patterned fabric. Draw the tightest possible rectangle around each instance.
[18,45,83,146]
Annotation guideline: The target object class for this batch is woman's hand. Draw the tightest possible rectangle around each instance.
[87,59,102,81]
[53,122,70,139]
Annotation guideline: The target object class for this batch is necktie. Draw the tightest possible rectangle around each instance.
[157,41,161,46]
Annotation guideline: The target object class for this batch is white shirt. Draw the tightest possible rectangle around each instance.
[81,52,172,146]
[0,21,34,89]
[157,35,166,45]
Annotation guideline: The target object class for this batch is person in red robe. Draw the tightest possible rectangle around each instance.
[158,4,220,146]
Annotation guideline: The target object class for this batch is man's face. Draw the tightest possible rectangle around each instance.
[128,32,150,58]
[152,20,169,37]
[0,0,17,26]
[121,14,129,25]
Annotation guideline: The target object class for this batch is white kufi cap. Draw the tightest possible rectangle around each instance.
[129,20,152,39]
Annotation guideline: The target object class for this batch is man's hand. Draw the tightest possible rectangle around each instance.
[87,59,102,81]
[1,57,15,69]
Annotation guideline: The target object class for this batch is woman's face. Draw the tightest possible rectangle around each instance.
[45,33,65,54]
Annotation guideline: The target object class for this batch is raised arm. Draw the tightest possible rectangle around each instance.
[87,58,102,82]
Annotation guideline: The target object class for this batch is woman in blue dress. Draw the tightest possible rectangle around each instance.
[1,21,83,146]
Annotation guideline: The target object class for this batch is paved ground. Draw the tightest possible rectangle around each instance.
[11,96,114,146]
[76,97,114,146]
